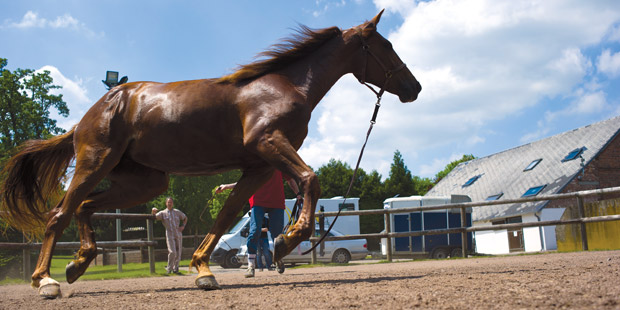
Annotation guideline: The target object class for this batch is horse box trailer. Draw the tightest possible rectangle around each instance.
[211,197,360,268]
[381,195,473,259]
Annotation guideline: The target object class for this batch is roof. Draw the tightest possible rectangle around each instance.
[425,116,620,222]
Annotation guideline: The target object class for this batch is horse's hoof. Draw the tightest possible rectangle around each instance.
[195,275,221,290]
[66,261,80,284]
[273,235,288,262]
[38,278,61,299]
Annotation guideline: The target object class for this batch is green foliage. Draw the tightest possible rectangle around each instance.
[384,150,415,198]
[433,154,476,184]
[209,186,232,220]
[0,58,68,161]
[316,159,363,198]
[148,171,242,236]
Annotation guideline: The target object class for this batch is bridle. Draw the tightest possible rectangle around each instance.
[299,30,407,256]
[357,28,408,101]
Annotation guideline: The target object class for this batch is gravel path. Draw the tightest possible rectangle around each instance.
[1,250,619,309]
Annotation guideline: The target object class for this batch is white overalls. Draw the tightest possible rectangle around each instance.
[155,208,187,273]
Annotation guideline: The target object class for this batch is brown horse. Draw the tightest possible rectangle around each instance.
[0,10,420,298]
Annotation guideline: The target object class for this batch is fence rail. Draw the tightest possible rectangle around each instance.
[310,186,620,262]
[4,186,620,279]
[1,213,156,281]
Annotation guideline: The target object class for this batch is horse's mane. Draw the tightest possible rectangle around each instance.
[217,25,342,84]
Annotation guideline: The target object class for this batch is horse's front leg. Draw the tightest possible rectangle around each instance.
[191,168,273,290]
[247,130,321,262]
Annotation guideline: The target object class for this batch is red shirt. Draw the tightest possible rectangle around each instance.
[249,170,290,209]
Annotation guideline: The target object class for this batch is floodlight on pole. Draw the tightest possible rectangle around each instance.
[102,70,128,90]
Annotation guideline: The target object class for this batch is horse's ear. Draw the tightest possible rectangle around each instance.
[362,9,384,35]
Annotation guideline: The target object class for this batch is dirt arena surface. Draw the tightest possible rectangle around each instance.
[1,250,619,309]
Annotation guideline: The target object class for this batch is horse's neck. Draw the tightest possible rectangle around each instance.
[281,38,357,108]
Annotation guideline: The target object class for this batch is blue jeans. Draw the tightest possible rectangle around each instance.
[256,236,272,268]
[247,206,284,255]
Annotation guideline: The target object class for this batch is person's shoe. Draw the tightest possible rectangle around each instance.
[174,270,182,275]
[244,266,255,278]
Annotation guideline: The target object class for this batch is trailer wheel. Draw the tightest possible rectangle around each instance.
[332,249,351,264]
[431,247,449,259]
[222,250,241,269]
[450,247,462,258]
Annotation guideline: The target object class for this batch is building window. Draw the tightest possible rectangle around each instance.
[522,185,546,197]
[486,193,503,201]
[339,203,354,211]
[562,147,586,162]
[524,158,542,171]
[463,175,481,187]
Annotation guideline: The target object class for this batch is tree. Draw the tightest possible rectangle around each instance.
[384,150,415,198]
[0,58,68,160]
[412,175,434,196]
[433,154,476,184]
[0,58,69,277]
[315,159,363,198]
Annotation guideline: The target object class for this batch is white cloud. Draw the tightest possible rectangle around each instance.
[419,153,467,178]
[598,49,620,77]
[36,66,91,130]
[3,11,102,38]
[300,1,620,177]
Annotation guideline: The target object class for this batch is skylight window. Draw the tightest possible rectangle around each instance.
[486,193,503,201]
[524,158,542,171]
[561,147,586,162]
[463,175,481,187]
[522,185,546,197]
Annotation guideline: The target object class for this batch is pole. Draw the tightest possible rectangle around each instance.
[116,209,122,272]
[577,196,589,251]
[147,218,155,274]
[384,210,392,262]
[460,207,468,258]
[22,234,30,282]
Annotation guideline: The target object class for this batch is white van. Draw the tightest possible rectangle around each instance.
[210,197,360,268]
[236,225,368,265]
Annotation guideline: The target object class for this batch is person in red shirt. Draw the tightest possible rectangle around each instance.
[216,170,300,277]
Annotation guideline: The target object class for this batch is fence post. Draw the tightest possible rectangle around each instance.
[460,207,468,258]
[577,196,589,251]
[116,209,122,272]
[384,210,392,262]
[311,240,317,264]
[147,218,155,274]
[22,234,30,282]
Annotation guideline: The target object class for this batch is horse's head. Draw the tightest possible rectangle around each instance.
[350,10,421,103]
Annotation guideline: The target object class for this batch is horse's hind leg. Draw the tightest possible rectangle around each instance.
[67,159,168,283]
[32,144,126,298]
[192,167,273,290]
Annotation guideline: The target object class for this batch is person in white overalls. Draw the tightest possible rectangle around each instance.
[152,197,187,274]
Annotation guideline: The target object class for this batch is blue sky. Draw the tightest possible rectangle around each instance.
[2,0,620,180]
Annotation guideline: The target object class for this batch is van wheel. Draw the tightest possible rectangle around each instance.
[450,247,463,258]
[222,251,241,269]
[430,247,449,259]
[332,249,351,264]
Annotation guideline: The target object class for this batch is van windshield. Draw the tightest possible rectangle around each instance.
[227,217,249,234]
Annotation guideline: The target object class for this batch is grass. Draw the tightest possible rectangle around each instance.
[0,256,194,285]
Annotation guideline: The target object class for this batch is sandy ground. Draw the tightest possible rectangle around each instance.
[1,250,619,309]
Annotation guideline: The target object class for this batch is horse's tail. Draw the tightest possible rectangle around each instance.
[0,127,76,234]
